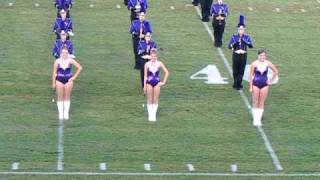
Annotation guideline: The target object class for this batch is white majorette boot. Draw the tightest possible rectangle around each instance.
[151,104,158,121]
[63,101,70,120]
[256,109,264,126]
[57,101,64,120]
[252,108,260,126]
[147,104,153,121]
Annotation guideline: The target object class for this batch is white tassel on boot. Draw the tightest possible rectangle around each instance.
[57,101,64,120]
[64,101,70,120]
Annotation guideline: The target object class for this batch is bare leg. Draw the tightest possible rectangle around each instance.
[152,85,161,120]
[256,86,269,126]
[252,86,260,109]
[146,84,155,121]
[252,85,261,126]
[56,81,65,101]
[258,86,269,109]
[64,81,74,101]
[63,81,74,120]
[146,84,154,104]
[55,81,65,120]
[153,85,161,104]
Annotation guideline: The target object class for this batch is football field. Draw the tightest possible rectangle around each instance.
[0,0,320,179]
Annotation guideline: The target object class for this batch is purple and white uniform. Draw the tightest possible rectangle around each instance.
[56,58,72,84]
[252,61,268,89]
[146,61,161,87]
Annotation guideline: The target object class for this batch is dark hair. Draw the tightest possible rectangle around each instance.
[257,49,266,55]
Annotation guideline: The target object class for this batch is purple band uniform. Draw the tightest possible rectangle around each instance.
[146,61,161,87]
[56,59,73,84]
[252,63,268,89]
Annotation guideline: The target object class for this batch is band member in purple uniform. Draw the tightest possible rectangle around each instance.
[249,49,278,126]
[210,0,229,47]
[137,32,157,88]
[52,30,74,59]
[143,49,169,122]
[52,47,82,120]
[127,0,148,21]
[53,9,74,39]
[54,0,73,17]
[228,15,253,90]
[200,0,213,22]
[129,12,152,69]
[55,0,73,10]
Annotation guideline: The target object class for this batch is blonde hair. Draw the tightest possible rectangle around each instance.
[150,48,158,55]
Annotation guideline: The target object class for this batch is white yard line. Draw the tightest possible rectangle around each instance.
[2,172,320,176]
[57,118,64,171]
[195,6,283,172]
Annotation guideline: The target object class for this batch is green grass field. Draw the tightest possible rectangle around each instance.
[0,0,320,179]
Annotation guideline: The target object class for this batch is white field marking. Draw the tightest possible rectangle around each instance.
[185,4,193,7]
[275,8,280,12]
[170,6,175,10]
[195,6,283,172]
[57,118,64,171]
[301,9,306,12]
[230,164,237,173]
[99,163,107,171]
[190,65,228,84]
[89,4,94,8]
[8,2,13,6]
[187,164,195,172]
[34,3,39,7]
[248,7,253,11]
[116,4,121,9]
[144,164,151,171]
[2,172,320,176]
[317,0,320,4]
[11,162,19,170]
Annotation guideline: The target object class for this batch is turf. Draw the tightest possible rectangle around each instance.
[0,0,319,179]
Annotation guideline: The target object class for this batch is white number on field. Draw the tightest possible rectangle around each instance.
[190,65,228,84]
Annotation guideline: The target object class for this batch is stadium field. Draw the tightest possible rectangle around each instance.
[0,0,320,179]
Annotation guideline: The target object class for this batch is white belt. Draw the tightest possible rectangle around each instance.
[234,49,247,54]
